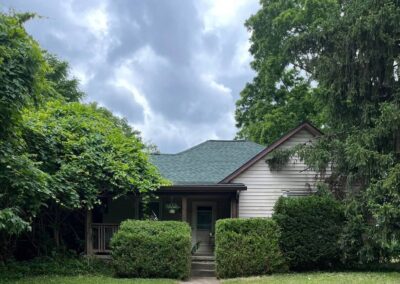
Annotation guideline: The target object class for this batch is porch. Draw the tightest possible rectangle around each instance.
[85,184,245,256]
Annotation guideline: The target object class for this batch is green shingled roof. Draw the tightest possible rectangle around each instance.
[150,140,265,185]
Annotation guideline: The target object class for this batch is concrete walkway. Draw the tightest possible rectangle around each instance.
[180,277,220,284]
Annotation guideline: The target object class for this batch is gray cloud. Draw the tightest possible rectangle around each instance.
[2,0,258,153]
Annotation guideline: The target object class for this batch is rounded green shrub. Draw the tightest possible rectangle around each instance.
[110,220,191,280]
[273,194,345,270]
[215,218,287,278]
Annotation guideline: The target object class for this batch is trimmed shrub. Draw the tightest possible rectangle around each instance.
[215,218,287,278]
[0,256,111,281]
[273,194,345,270]
[110,220,191,280]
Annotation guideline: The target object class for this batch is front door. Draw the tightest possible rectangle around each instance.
[192,202,216,255]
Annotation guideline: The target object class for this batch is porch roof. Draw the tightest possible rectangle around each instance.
[150,140,264,185]
[157,183,247,193]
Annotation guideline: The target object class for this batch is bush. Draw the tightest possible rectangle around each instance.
[215,218,287,278]
[273,193,344,270]
[110,220,191,280]
[0,255,111,281]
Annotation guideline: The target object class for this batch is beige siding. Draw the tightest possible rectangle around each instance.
[233,129,321,218]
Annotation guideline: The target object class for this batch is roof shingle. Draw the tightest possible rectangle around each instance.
[150,140,264,185]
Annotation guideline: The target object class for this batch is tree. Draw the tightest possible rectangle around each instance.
[241,0,400,263]
[0,12,166,258]
[22,101,167,249]
[235,0,333,145]
[43,53,84,102]
[0,13,50,259]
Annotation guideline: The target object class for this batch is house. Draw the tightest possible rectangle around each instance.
[85,122,323,255]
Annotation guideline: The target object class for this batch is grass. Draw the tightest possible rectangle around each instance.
[0,257,179,284]
[2,275,177,284]
[2,272,400,284]
[223,272,400,284]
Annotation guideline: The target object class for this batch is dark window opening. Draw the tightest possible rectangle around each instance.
[197,206,212,230]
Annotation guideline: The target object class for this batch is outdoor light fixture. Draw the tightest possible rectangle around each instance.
[165,198,180,214]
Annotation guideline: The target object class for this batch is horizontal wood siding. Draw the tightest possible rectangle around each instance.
[234,129,321,218]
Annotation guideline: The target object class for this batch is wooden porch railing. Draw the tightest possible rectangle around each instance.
[92,223,119,253]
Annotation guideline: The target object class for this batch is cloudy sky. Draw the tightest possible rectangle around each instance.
[2,0,259,153]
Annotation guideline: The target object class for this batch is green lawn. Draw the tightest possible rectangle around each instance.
[223,272,400,284]
[2,275,177,284]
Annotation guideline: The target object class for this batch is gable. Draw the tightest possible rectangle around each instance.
[220,122,322,183]
[232,128,321,218]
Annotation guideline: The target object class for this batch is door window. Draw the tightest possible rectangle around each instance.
[197,206,212,230]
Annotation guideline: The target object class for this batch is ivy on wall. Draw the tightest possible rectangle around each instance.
[266,149,294,171]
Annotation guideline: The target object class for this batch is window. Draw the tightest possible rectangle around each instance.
[197,206,212,230]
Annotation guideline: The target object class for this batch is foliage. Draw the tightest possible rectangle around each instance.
[43,53,84,102]
[21,101,167,249]
[111,220,191,280]
[266,149,293,171]
[0,12,86,257]
[0,12,48,137]
[235,0,331,145]
[273,193,344,270]
[23,101,165,209]
[0,12,51,257]
[0,11,167,261]
[0,255,112,281]
[242,0,400,263]
[215,218,287,279]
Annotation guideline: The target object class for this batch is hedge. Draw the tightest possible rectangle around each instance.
[273,194,344,270]
[215,218,287,278]
[0,256,112,281]
[110,220,191,279]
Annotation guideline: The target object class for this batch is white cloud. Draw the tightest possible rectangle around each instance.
[84,4,110,38]
[199,0,255,32]
[109,46,238,153]
[3,0,259,152]
[233,40,252,73]
[201,73,232,97]
[70,66,94,87]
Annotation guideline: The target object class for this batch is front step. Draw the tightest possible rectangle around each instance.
[191,268,215,277]
[192,261,215,270]
[191,255,215,262]
[191,255,216,277]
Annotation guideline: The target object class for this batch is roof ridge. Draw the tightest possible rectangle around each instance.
[172,140,210,155]
[207,139,250,142]
[151,139,265,156]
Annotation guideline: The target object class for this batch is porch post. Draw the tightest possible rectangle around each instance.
[230,197,238,218]
[85,209,93,256]
[182,197,187,222]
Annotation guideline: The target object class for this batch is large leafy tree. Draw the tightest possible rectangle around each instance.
[242,0,400,263]
[0,12,166,258]
[0,13,50,242]
[301,0,400,263]
[0,14,82,239]
[22,101,166,249]
[235,0,332,145]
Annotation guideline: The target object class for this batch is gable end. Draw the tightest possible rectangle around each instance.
[219,122,322,183]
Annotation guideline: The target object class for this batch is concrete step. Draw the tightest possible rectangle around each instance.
[191,255,215,262]
[191,254,216,278]
[191,268,216,277]
[192,261,215,270]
